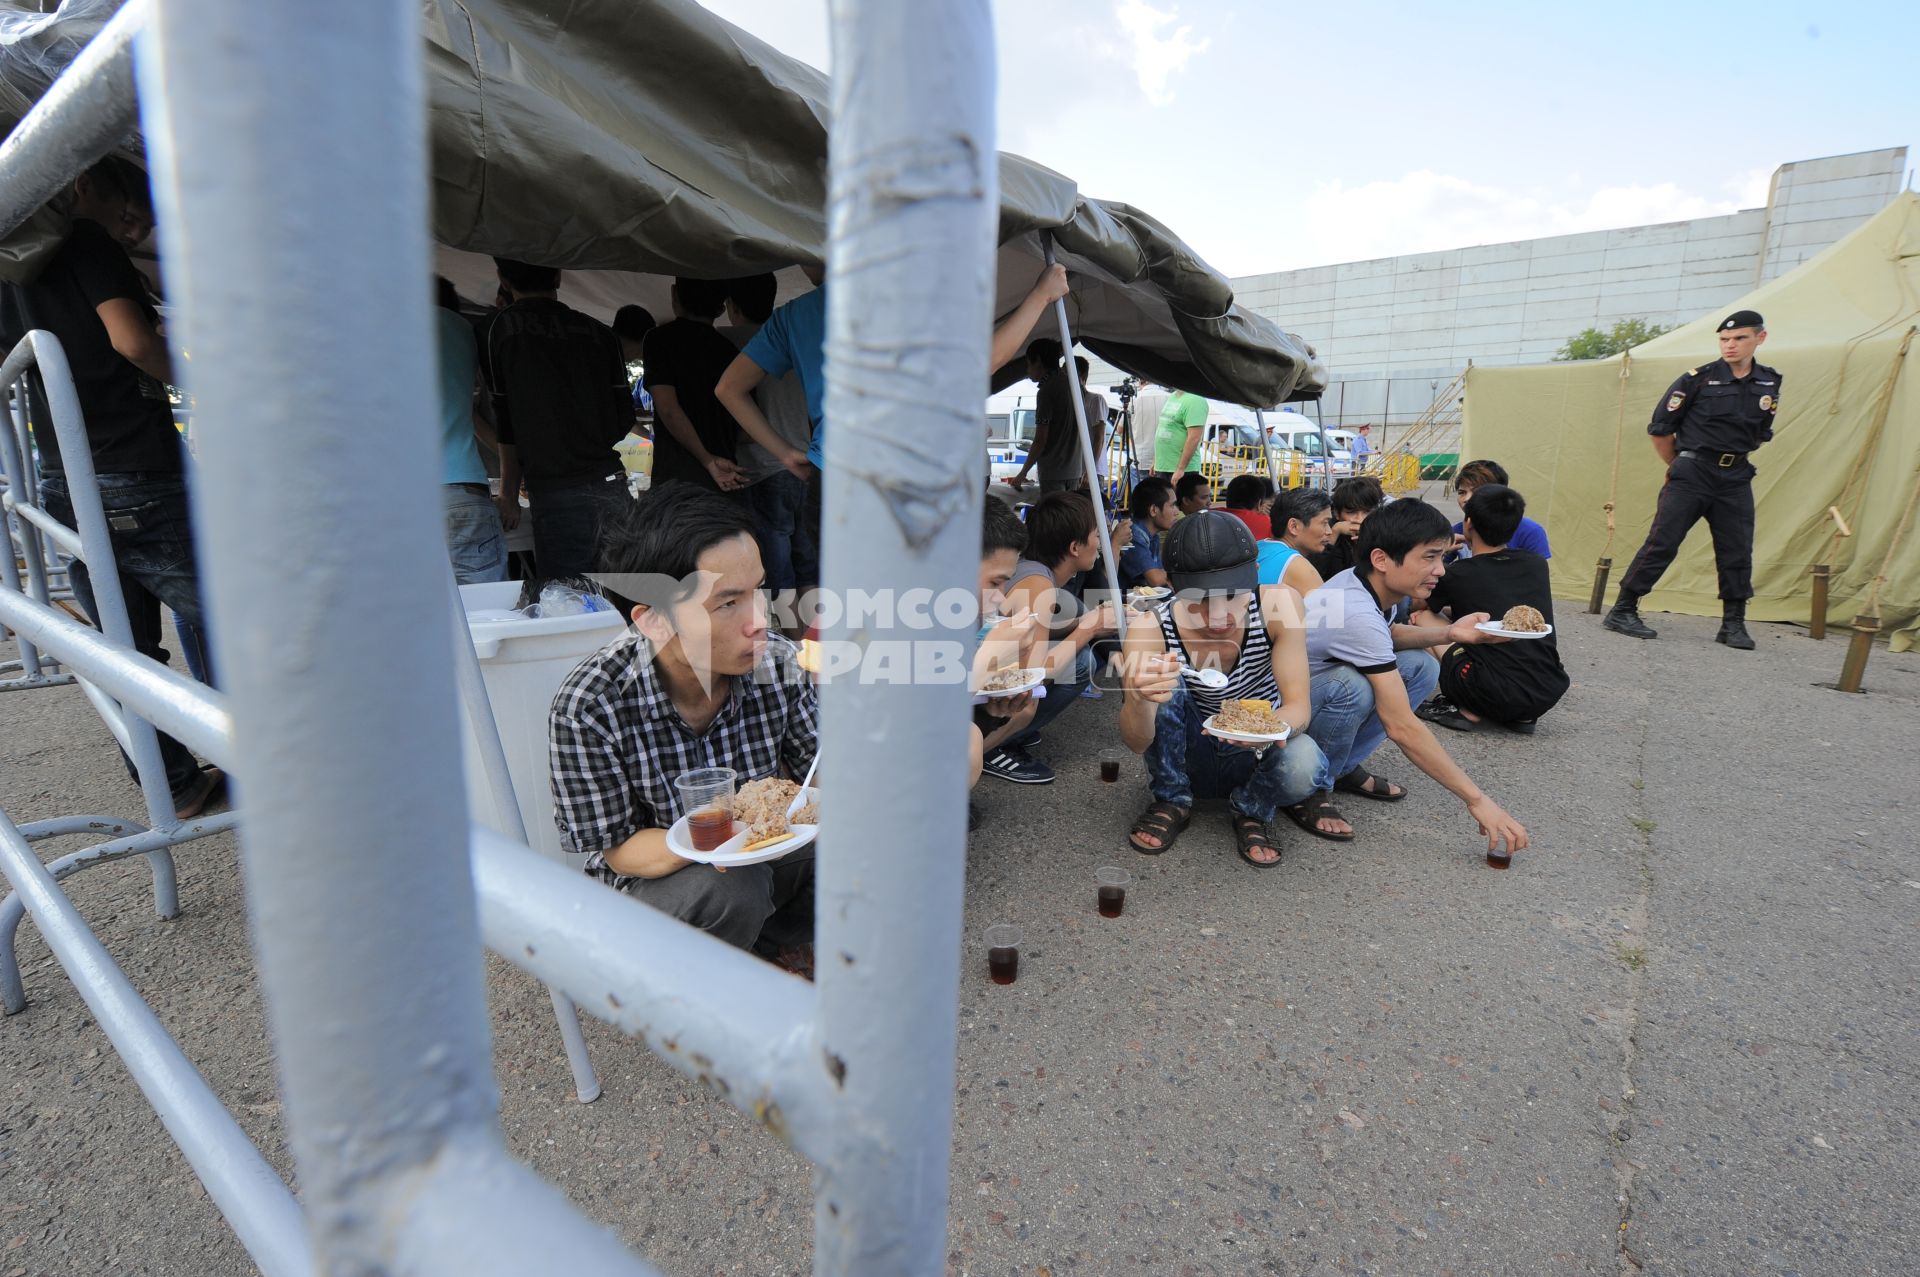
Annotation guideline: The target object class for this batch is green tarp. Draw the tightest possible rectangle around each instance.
[0,0,1322,407]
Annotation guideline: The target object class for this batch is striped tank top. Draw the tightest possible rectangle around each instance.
[1153,594,1281,718]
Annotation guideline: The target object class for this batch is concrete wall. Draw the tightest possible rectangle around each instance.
[1194,148,1909,432]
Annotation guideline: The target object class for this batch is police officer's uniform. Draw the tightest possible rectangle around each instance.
[1605,309,1780,649]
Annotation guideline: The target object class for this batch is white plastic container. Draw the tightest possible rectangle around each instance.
[457,580,626,858]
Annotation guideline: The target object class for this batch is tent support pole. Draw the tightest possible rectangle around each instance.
[1042,235,1126,636]
[1835,612,1879,693]
[1809,564,1829,640]
[1587,558,1612,615]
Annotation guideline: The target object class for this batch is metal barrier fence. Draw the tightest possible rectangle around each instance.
[0,0,982,1273]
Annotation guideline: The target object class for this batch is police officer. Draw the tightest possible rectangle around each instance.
[1603,310,1780,650]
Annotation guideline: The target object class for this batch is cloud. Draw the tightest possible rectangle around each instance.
[1114,0,1208,105]
[1282,170,1757,269]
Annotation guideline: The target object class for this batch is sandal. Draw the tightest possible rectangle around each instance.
[1230,813,1282,868]
[1334,766,1405,802]
[1280,792,1354,842]
[1417,702,1484,733]
[1128,800,1191,855]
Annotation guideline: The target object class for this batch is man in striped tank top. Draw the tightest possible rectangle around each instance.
[1116,512,1334,867]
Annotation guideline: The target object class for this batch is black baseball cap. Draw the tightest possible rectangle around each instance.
[1163,510,1258,594]
[1719,309,1764,332]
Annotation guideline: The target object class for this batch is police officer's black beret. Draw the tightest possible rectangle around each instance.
[1718,309,1765,332]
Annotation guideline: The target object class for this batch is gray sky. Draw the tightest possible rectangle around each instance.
[701,0,1918,278]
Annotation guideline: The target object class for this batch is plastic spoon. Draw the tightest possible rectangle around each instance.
[1182,666,1229,691]
[788,751,821,817]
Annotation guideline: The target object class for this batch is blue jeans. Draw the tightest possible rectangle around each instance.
[742,470,816,594]
[528,474,628,580]
[1305,652,1440,782]
[40,472,212,799]
[1142,677,1326,822]
[1028,644,1094,733]
[443,484,508,585]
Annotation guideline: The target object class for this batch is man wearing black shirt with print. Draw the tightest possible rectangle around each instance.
[643,277,748,494]
[2,157,223,818]
[1417,484,1569,734]
[482,258,634,579]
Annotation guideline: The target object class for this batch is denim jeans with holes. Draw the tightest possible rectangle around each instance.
[1141,677,1325,823]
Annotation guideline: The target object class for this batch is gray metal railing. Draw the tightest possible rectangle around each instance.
[0,0,986,1272]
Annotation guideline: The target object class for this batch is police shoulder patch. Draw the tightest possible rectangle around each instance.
[1666,393,1684,412]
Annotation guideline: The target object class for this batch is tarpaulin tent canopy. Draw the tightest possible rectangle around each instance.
[0,0,1322,408]
[1461,192,1920,651]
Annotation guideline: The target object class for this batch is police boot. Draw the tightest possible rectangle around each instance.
[1716,600,1755,650]
[1603,592,1658,640]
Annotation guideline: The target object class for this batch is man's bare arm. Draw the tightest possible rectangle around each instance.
[717,355,811,479]
[1651,434,1677,466]
[600,827,691,880]
[988,264,1069,371]
[95,297,173,386]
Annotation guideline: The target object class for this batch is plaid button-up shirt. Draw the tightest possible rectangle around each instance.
[548,630,818,889]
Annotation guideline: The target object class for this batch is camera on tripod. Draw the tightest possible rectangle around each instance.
[1115,376,1139,405]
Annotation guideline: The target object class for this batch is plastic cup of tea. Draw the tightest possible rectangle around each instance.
[985,924,1023,985]
[1486,839,1513,871]
[675,767,738,852]
[1096,866,1130,917]
[1099,749,1122,783]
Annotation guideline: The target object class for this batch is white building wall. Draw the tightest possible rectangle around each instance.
[1203,148,1909,432]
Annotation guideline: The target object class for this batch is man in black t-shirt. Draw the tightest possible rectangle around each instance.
[641,277,746,493]
[481,258,634,578]
[1418,484,1569,733]
[1,158,223,817]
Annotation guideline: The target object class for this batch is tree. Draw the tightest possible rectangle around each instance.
[1553,317,1673,361]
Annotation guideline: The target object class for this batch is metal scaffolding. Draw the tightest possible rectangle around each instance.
[0,0,987,1272]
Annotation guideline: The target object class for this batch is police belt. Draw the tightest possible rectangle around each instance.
[1677,448,1748,469]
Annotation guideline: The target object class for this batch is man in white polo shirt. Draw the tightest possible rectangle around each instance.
[1302,499,1529,856]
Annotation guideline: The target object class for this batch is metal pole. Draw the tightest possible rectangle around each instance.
[815,0,993,1266]
[0,0,145,242]
[1810,563,1830,640]
[1041,237,1126,633]
[3,334,176,832]
[0,811,310,1277]
[445,572,601,1105]
[137,1,506,1265]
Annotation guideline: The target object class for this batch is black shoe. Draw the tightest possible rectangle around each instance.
[1003,727,1042,752]
[981,746,1055,785]
[1417,702,1484,733]
[1602,602,1658,640]
[1501,718,1539,735]
[1716,619,1755,650]
[968,800,983,831]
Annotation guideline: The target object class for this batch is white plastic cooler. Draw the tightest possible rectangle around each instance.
[457,580,626,858]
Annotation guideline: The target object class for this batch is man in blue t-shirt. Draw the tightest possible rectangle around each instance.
[717,271,828,476]
[1451,459,1550,559]
[1118,475,1178,589]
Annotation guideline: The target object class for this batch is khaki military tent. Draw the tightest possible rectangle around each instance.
[1461,192,1920,650]
[0,0,1322,408]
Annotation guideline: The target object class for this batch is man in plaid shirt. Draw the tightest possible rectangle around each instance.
[549,484,817,957]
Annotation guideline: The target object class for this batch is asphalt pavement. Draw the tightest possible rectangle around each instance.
[1,606,1915,1276]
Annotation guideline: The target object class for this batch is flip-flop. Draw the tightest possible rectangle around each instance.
[1334,767,1406,802]
[1280,792,1355,842]
[1128,800,1191,855]
[1417,703,1485,733]
[1230,813,1283,868]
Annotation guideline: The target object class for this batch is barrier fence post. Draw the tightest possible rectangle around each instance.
[812,0,994,1267]
[1809,563,1829,640]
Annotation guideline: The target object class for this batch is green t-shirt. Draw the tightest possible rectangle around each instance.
[1154,391,1209,471]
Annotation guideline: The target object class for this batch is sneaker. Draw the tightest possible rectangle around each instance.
[1003,727,1042,752]
[981,746,1055,785]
